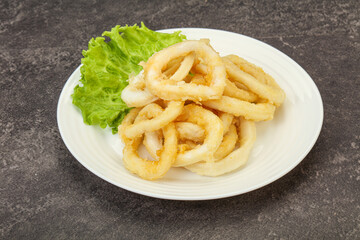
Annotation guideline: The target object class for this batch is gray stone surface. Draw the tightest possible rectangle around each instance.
[1,0,359,239]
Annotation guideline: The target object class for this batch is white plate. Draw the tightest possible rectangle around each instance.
[57,28,323,200]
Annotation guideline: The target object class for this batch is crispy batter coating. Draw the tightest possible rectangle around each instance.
[144,40,226,101]
[185,118,256,177]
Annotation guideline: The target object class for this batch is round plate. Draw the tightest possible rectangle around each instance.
[57,28,323,200]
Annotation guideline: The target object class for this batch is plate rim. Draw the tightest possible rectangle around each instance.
[57,27,324,201]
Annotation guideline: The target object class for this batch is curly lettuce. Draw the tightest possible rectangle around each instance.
[72,23,186,133]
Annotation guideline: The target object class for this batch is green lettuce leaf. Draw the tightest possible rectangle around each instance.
[72,22,186,133]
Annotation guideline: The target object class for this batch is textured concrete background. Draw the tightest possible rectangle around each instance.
[1,0,359,239]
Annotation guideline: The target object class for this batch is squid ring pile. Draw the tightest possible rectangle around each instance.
[119,39,285,180]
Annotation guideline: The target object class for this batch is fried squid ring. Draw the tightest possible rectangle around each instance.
[185,118,256,177]
[180,116,237,160]
[170,53,195,82]
[175,122,205,143]
[182,140,199,149]
[143,130,163,160]
[225,54,281,88]
[195,62,258,102]
[190,74,207,85]
[202,96,276,121]
[118,107,142,143]
[163,57,183,77]
[144,40,226,101]
[120,104,178,180]
[121,70,159,107]
[123,124,177,180]
[143,114,237,166]
[123,101,184,139]
[193,63,208,75]
[213,123,238,160]
[122,130,174,180]
[178,141,198,154]
[222,57,285,106]
[147,112,232,156]
[178,112,232,142]
[174,111,231,146]
[218,112,234,135]
[224,79,258,102]
[173,104,223,167]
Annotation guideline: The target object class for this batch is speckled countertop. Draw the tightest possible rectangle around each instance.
[1,0,359,239]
